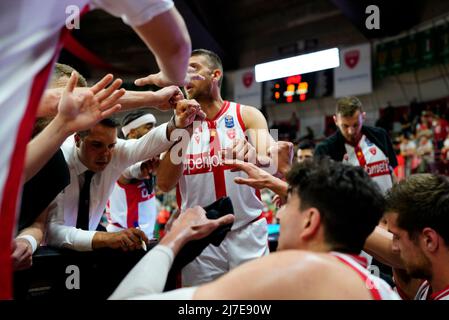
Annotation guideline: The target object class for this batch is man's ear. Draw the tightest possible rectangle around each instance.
[301,208,321,240]
[421,227,439,253]
[333,115,338,125]
[74,133,82,148]
[212,69,222,85]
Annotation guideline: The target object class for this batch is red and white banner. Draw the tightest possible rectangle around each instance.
[334,43,372,98]
[233,67,262,108]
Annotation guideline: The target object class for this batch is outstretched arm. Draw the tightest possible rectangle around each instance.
[132,6,191,87]
[37,85,184,117]
[109,206,234,299]
[157,100,205,192]
[224,159,289,197]
[364,226,404,269]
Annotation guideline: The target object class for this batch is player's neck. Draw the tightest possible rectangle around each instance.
[429,256,449,293]
[199,96,225,120]
[346,133,363,147]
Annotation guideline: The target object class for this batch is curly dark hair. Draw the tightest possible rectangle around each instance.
[286,158,385,253]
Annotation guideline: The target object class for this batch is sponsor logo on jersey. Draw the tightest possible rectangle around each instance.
[183,152,224,174]
[365,160,390,177]
[369,147,377,155]
[225,115,235,128]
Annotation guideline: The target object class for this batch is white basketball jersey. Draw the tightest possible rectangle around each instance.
[106,181,157,238]
[331,252,400,300]
[342,135,393,194]
[415,280,449,300]
[177,101,264,229]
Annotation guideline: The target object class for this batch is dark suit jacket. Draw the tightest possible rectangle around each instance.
[315,125,398,168]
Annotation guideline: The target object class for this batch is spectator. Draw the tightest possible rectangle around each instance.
[399,133,417,177]
[416,135,435,173]
[296,140,315,163]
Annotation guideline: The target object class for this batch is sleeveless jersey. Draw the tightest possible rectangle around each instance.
[415,280,449,300]
[177,101,264,230]
[331,252,400,300]
[106,181,157,238]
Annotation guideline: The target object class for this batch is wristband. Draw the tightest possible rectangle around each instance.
[17,235,38,254]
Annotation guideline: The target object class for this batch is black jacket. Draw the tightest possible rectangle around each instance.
[19,149,70,230]
[314,125,398,168]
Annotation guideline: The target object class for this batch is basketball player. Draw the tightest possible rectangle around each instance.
[106,111,159,238]
[0,0,195,298]
[110,159,399,300]
[157,49,276,286]
[365,174,449,300]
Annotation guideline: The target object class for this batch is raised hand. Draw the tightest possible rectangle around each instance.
[174,99,206,129]
[134,66,205,87]
[56,72,124,133]
[224,159,273,190]
[151,86,184,111]
[222,138,257,164]
[267,141,294,178]
[170,206,234,242]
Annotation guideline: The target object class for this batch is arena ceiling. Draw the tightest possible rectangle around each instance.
[61,0,449,81]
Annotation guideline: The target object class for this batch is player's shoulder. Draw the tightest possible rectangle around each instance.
[236,103,268,128]
[364,125,388,137]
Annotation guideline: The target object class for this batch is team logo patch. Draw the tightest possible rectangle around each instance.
[369,147,377,155]
[226,128,236,139]
[225,115,235,128]
[365,138,374,146]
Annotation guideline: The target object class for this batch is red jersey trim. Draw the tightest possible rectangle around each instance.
[207,100,230,123]
[333,254,382,300]
[429,284,449,300]
[236,103,246,132]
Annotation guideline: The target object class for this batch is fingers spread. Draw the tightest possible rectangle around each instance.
[100,104,121,118]
[96,78,122,102]
[90,74,114,94]
[100,88,125,111]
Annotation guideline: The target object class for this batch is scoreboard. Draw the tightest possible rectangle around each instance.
[266,69,333,104]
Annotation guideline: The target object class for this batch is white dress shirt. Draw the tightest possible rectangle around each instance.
[47,123,173,251]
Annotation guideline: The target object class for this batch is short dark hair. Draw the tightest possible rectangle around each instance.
[298,139,315,150]
[192,49,223,87]
[78,118,119,138]
[386,174,449,245]
[51,63,88,87]
[336,96,363,117]
[286,158,385,253]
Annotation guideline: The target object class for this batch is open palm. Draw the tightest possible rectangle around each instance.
[57,72,125,132]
